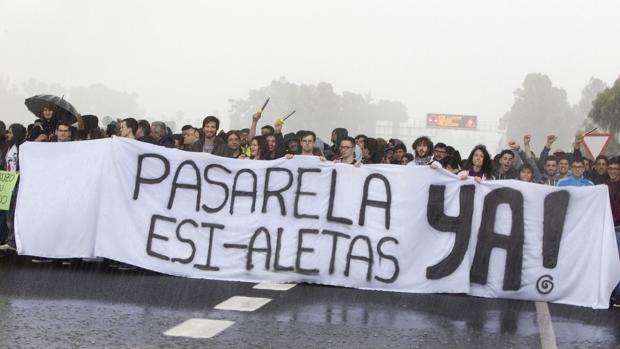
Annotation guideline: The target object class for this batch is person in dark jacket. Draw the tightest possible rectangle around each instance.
[28,104,58,141]
[136,119,156,144]
[76,114,100,140]
[120,118,138,139]
[330,128,348,159]
[283,133,300,155]
[223,130,243,158]
[362,137,382,164]
[589,155,610,185]
[605,157,620,306]
[106,122,118,138]
[150,121,175,148]
[539,155,560,186]
[189,116,231,156]
[493,149,519,179]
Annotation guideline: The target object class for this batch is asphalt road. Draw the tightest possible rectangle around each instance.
[0,253,618,348]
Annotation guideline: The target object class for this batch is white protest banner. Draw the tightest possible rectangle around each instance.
[15,137,620,308]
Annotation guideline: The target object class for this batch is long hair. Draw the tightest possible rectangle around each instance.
[0,127,7,158]
[252,135,270,160]
[412,136,434,158]
[9,124,27,149]
[226,130,241,149]
[464,144,494,179]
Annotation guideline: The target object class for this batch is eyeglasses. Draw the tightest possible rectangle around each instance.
[340,146,353,150]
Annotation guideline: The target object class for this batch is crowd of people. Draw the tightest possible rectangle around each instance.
[0,104,619,307]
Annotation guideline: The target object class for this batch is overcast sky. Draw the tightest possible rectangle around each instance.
[1,0,619,126]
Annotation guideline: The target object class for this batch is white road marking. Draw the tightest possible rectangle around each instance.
[163,318,234,339]
[253,282,297,291]
[535,301,558,349]
[214,296,272,312]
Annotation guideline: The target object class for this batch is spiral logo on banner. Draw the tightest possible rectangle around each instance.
[536,275,554,295]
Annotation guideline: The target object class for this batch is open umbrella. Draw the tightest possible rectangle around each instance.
[25,94,79,124]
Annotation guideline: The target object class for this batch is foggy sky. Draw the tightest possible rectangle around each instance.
[1,0,619,129]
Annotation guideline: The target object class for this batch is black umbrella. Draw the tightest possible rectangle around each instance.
[25,94,79,124]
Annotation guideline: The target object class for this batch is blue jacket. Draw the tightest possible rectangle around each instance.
[558,176,594,187]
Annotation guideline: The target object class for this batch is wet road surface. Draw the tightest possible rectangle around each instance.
[1,253,618,348]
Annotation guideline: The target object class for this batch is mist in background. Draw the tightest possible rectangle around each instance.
[1,0,619,151]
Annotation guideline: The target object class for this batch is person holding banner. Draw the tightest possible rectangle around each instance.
[605,157,620,306]
[4,124,25,173]
[458,145,494,181]
[0,124,26,251]
[440,155,461,174]
[298,131,325,158]
[410,136,438,166]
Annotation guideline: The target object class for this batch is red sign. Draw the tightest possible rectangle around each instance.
[427,113,477,130]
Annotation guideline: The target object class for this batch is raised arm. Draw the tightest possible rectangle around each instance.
[524,134,542,182]
[248,111,261,140]
[538,135,556,171]
[274,121,285,158]
[508,140,523,169]
[571,134,583,161]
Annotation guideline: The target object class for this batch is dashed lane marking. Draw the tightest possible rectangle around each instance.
[163,318,234,339]
[535,301,558,349]
[214,296,272,312]
[253,282,297,291]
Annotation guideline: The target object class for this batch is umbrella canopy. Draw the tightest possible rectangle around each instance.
[25,94,79,124]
